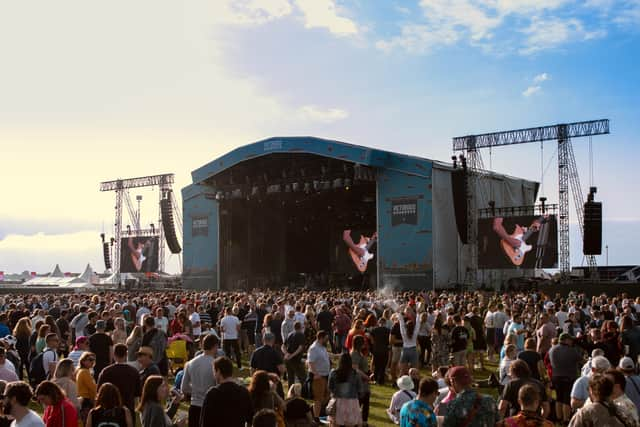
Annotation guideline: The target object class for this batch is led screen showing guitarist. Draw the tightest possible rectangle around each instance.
[478,214,558,269]
[343,229,377,289]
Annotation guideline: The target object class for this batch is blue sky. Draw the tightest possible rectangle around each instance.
[0,0,638,274]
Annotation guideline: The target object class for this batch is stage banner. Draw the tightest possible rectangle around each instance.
[192,216,209,237]
[478,214,558,269]
[120,236,160,273]
[391,198,418,226]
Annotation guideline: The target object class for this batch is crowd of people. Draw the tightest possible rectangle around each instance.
[0,288,637,427]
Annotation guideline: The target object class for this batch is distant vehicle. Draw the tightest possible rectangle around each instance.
[615,265,640,282]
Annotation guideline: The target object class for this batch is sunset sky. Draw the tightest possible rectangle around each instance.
[1,0,639,274]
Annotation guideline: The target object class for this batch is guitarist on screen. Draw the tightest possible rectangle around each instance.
[492,216,547,267]
[343,229,377,289]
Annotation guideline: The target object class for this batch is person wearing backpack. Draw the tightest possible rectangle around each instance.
[85,382,133,427]
[29,334,59,388]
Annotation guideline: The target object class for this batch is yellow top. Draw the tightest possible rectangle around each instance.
[76,368,97,400]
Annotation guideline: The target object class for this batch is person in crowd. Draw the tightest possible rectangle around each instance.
[389,314,404,384]
[517,338,545,381]
[248,370,285,418]
[97,343,141,419]
[125,326,143,363]
[449,315,469,367]
[35,381,78,427]
[398,307,420,376]
[368,317,390,385]
[199,356,253,427]
[442,367,498,427]
[399,377,438,427]
[88,320,113,380]
[138,375,185,427]
[618,357,640,412]
[252,409,278,427]
[3,381,45,427]
[136,346,161,385]
[110,317,128,346]
[536,313,557,357]
[76,352,97,424]
[0,380,12,427]
[604,368,640,425]
[430,316,449,373]
[0,348,17,383]
[568,374,627,427]
[571,355,611,410]
[52,359,78,410]
[283,322,307,386]
[86,382,133,427]
[499,344,518,387]
[328,353,363,427]
[387,375,417,425]
[284,383,315,427]
[142,316,168,376]
[496,384,554,427]
[499,359,549,419]
[181,333,218,427]
[307,331,331,421]
[507,312,526,352]
[549,332,582,424]
[12,319,31,381]
[67,337,89,368]
[350,335,371,425]
[220,307,242,369]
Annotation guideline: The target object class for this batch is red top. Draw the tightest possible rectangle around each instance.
[43,399,78,427]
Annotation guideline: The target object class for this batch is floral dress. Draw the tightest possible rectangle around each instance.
[431,329,450,368]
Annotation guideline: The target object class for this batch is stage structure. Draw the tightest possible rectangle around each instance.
[99,174,183,279]
[452,119,610,280]
[182,137,539,290]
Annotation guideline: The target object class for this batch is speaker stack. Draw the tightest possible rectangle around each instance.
[451,155,469,244]
[583,200,602,255]
[102,242,111,270]
[161,193,182,254]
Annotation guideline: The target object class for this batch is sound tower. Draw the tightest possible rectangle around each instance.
[583,201,602,255]
[161,196,182,254]
[451,169,468,243]
[102,242,111,270]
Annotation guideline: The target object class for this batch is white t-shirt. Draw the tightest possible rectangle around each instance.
[220,315,240,340]
[155,317,169,333]
[190,312,202,336]
[11,409,45,427]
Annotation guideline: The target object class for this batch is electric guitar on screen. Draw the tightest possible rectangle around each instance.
[349,234,377,273]
[500,215,548,266]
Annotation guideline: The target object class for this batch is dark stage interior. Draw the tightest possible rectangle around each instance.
[207,153,377,290]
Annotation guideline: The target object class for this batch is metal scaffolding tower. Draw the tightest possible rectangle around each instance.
[452,119,609,279]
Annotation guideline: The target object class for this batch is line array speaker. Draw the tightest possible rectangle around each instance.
[161,197,182,254]
[583,201,602,255]
[102,242,111,270]
[451,169,468,244]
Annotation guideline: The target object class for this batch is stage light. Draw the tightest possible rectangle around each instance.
[284,184,292,192]
[251,186,261,197]
[126,225,131,234]
[304,182,311,193]
[100,233,105,242]
[313,180,320,191]
[332,178,343,189]
[344,178,351,190]
[267,184,281,194]
[452,155,458,169]
[321,181,331,191]
[291,182,300,192]
[150,223,155,233]
[231,189,243,199]
[215,191,223,200]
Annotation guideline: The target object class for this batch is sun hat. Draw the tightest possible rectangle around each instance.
[396,375,414,391]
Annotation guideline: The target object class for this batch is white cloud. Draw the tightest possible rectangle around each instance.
[294,0,358,36]
[296,105,349,123]
[522,85,541,97]
[377,0,605,55]
[216,0,293,25]
[533,72,550,83]
[520,17,606,54]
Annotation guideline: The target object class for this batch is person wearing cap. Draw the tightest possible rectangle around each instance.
[181,334,219,427]
[442,366,497,427]
[571,355,611,410]
[137,346,161,385]
[387,376,417,424]
[88,319,113,380]
[399,377,438,427]
[549,332,582,423]
[619,356,640,412]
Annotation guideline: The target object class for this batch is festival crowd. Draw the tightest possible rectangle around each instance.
[0,289,637,427]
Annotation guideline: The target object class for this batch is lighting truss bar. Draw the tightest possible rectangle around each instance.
[100,174,175,192]
[121,228,159,237]
[452,119,609,151]
[478,204,558,218]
